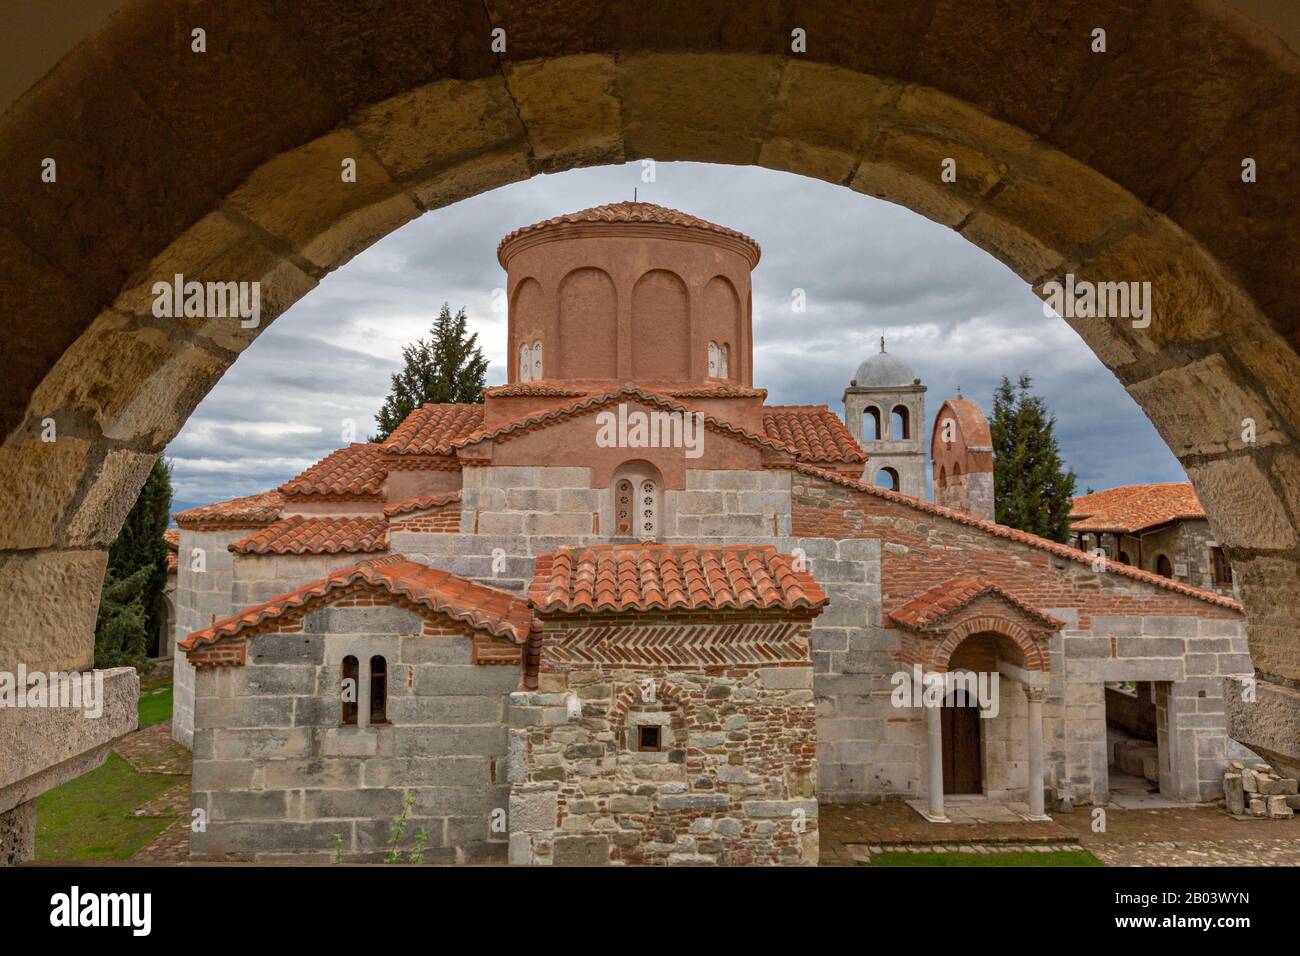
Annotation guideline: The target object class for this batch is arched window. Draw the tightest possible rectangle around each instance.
[1118,551,1132,566]
[937,465,946,488]
[1154,554,1173,578]
[875,467,899,491]
[531,340,543,380]
[341,656,359,725]
[892,405,910,440]
[864,406,881,441]
[719,343,730,379]
[369,655,388,724]
[707,341,719,377]
[953,462,962,478]
[613,461,662,541]
[518,343,531,382]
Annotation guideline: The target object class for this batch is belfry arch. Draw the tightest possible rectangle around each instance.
[2,2,1299,849]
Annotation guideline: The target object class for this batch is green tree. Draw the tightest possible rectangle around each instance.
[95,457,172,670]
[373,303,488,440]
[990,374,1077,543]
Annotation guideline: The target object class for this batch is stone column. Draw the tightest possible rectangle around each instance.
[1025,686,1049,820]
[924,696,948,822]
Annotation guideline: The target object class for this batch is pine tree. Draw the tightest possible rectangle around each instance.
[990,374,1077,543]
[95,457,173,670]
[373,303,488,440]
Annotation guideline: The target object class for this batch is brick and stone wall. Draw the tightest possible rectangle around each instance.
[189,595,518,863]
[507,609,819,866]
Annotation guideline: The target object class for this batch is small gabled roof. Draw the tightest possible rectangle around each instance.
[1071,483,1206,534]
[384,491,462,518]
[280,443,386,498]
[452,384,799,459]
[889,578,1064,632]
[763,405,866,464]
[794,464,1242,612]
[229,515,388,556]
[173,489,284,529]
[529,544,828,614]
[380,403,486,456]
[181,555,533,652]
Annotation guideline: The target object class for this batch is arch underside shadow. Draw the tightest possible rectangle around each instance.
[0,1,1297,771]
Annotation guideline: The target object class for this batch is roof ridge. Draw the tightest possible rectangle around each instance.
[794,464,1241,612]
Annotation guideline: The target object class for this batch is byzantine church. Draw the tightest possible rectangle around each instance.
[171,202,1249,864]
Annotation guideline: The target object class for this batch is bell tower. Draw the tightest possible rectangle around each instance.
[843,337,927,497]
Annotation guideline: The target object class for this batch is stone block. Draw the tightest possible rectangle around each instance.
[553,835,610,865]
[509,790,557,833]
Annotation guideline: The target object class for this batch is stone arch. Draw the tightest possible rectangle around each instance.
[703,275,741,381]
[891,404,910,440]
[1,5,1298,775]
[932,617,1049,674]
[874,466,899,491]
[608,677,688,730]
[863,405,882,442]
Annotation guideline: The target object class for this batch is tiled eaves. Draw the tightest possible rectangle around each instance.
[1070,483,1206,534]
[450,384,802,459]
[794,464,1243,613]
[279,443,387,498]
[173,489,285,529]
[529,544,829,614]
[181,554,533,652]
[384,491,463,517]
[380,403,486,456]
[889,577,1066,632]
[229,515,389,555]
[762,404,867,464]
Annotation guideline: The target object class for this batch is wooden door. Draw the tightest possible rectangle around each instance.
[941,698,983,794]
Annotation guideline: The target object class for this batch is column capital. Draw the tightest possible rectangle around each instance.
[1025,686,1046,703]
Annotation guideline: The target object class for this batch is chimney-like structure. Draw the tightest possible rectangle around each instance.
[930,397,995,521]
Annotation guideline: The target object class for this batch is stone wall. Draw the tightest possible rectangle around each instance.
[189,596,518,862]
[507,610,819,866]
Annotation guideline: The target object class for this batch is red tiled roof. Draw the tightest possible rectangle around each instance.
[889,578,1064,631]
[164,528,180,574]
[181,555,533,651]
[529,544,828,614]
[482,383,594,398]
[659,383,768,399]
[229,515,388,555]
[499,202,761,265]
[793,464,1242,611]
[1071,483,1206,534]
[173,489,284,529]
[762,405,866,464]
[453,384,800,458]
[931,398,993,449]
[384,491,462,517]
[381,403,486,455]
[280,443,386,498]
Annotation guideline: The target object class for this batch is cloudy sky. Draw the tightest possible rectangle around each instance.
[164,161,1182,515]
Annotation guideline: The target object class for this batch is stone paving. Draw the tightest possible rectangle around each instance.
[112,722,193,862]
[820,801,1300,867]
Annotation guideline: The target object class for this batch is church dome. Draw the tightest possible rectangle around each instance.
[852,345,916,388]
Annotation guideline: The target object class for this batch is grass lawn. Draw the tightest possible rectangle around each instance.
[867,848,1103,867]
[35,752,177,861]
[138,682,173,726]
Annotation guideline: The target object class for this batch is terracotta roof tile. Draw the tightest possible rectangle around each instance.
[454,384,799,459]
[280,443,387,498]
[173,489,284,529]
[794,464,1242,612]
[181,554,533,651]
[482,383,595,398]
[889,578,1064,631]
[1071,483,1206,534]
[229,515,388,555]
[659,383,768,399]
[164,528,179,549]
[381,403,486,455]
[384,491,462,517]
[529,544,828,614]
[499,202,760,265]
[763,405,866,464]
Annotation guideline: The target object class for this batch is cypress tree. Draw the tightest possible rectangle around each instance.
[373,303,488,441]
[990,374,1078,543]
